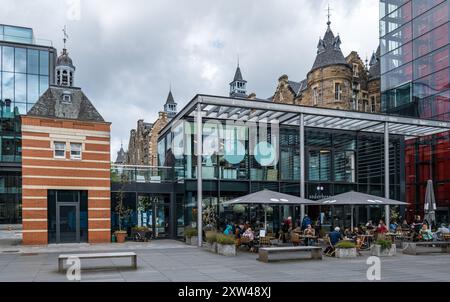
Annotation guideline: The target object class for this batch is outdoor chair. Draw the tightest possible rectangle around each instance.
[259,236,272,248]
[291,233,301,246]
[324,236,336,257]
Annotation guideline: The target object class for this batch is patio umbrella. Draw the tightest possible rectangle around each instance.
[316,191,407,230]
[222,189,317,229]
[424,180,437,226]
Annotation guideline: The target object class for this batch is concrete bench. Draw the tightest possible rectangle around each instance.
[402,241,450,255]
[258,246,322,263]
[58,252,137,273]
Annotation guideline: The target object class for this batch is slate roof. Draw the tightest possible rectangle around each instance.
[115,146,126,164]
[232,66,246,83]
[311,25,348,71]
[287,79,308,96]
[166,90,176,104]
[27,85,105,122]
[56,49,75,69]
[369,46,381,80]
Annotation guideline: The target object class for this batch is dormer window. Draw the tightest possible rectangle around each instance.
[353,63,359,77]
[62,92,72,103]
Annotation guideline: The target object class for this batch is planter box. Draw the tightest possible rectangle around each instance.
[217,243,236,256]
[190,236,198,246]
[185,236,191,245]
[372,244,396,257]
[335,248,357,258]
[205,242,217,253]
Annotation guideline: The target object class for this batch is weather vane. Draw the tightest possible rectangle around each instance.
[62,25,69,49]
[326,3,332,26]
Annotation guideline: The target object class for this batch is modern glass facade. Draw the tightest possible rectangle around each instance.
[380,0,450,223]
[0,25,56,224]
[157,119,404,234]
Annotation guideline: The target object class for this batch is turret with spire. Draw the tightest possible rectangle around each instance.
[55,26,76,87]
[164,88,178,119]
[229,58,247,98]
[115,141,127,164]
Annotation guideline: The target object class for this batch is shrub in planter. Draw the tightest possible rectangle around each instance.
[335,241,357,258]
[205,231,218,253]
[372,239,396,257]
[216,234,236,256]
[184,227,198,245]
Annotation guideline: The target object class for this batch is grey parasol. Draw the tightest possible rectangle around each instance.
[424,180,437,226]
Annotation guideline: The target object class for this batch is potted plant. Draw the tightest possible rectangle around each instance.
[335,241,357,258]
[216,234,236,256]
[205,231,218,253]
[184,227,198,246]
[114,175,132,243]
[372,239,396,257]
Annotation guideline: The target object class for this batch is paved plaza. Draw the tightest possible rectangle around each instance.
[0,237,449,282]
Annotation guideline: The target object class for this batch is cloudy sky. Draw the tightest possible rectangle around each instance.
[1,0,379,160]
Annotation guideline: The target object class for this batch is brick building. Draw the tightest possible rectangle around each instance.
[21,44,111,244]
[271,19,381,112]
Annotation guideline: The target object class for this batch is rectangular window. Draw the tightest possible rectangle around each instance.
[54,142,66,158]
[335,83,342,101]
[70,143,82,160]
[371,96,376,112]
[353,64,359,77]
[313,87,319,105]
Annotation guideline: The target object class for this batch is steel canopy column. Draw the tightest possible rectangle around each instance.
[196,103,203,247]
[384,122,390,227]
[299,114,305,222]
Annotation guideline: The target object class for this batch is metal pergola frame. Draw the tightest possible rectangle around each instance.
[160,94,450,247]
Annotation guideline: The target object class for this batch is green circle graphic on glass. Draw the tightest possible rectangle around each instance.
[254,142,276,166]
[224,139,245,164]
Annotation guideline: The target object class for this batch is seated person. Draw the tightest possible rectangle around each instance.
[303,224,316,246]
[401,219,410,231]
[366,220,375,230]
[420,224,434,242]
[324,227,342,255]
[223,224,234,236]
[389,221,398,233]
[329,227,343,246]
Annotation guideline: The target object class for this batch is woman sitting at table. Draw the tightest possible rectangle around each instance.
[303,224,316,246]
[375,220,388,240]
[419,224,434,242]
[389,220,398,233]
[242,227,256,252]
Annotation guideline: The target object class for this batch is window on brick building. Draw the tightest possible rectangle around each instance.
[54,142,66,158]
[70,143,82,160]
[371,96,376,112]
[335,83,342,101]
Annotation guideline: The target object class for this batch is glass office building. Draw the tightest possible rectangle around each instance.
[0,25,56,224]
[380,0,450,222]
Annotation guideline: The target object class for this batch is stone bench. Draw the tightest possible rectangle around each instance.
[258,246,322,263]
[402,241,450,255]
[58,252,137,273]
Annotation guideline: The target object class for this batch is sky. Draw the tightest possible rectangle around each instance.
[0,0,380,160]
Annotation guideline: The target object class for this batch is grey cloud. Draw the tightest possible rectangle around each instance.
[0,0,379,159]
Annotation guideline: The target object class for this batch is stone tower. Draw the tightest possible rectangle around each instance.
[305,20,352,109]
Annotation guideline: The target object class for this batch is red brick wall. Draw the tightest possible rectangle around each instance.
[21,116,111,245]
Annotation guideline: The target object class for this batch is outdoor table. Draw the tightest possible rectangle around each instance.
[358,234,374,248]
[300,235,318,246]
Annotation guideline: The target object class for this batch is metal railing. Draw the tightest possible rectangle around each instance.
[111,164,184,184]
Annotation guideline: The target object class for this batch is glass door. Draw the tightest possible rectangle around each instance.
[154,201,169,238]
[56,203,80,243]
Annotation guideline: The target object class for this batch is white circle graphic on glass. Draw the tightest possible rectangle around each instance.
[254,142,276,166]
[224,140,245,164]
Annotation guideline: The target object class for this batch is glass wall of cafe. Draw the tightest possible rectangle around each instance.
[158,118,405,233]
